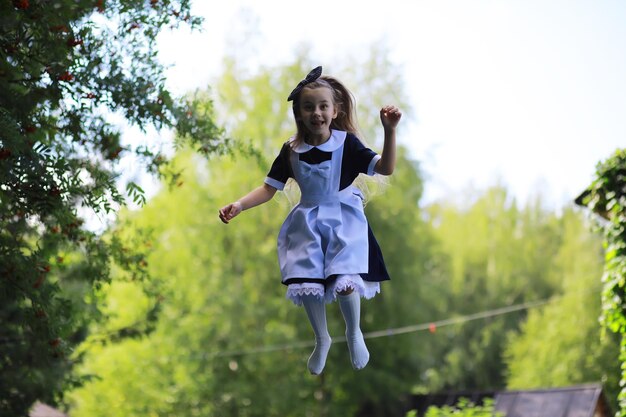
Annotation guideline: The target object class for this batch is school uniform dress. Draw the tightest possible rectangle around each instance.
[264,129,390,305]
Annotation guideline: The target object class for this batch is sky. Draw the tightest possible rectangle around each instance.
[154,0,626,209]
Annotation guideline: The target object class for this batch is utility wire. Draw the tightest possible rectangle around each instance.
[209,297,557,359]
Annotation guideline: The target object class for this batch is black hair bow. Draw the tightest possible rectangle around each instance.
[287,66,322,101]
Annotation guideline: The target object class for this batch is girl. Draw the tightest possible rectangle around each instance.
[219,66,401,375]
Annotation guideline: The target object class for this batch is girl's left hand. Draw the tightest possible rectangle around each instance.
[380,105,402,129]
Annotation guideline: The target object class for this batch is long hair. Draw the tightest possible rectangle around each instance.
[284,74,386,205]
[290,75,364,148]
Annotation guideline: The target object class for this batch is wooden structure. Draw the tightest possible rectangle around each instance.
[408,383,612,417]
[495,384,611,417]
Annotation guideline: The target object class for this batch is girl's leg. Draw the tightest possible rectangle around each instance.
[301,294,332,375]
[337,289,370,370]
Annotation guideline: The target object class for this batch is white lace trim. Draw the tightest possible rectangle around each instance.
[326,274,380,303]
[286,283,325,306]
[286,274,381,305]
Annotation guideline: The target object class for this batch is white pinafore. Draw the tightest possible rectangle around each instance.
[277,131,380,304]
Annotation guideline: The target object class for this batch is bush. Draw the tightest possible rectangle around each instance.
[406,398,500,417]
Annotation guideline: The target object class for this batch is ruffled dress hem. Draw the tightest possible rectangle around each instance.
[285,274,380,306]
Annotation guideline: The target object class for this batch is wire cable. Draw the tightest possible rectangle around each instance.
[209,297,557,358]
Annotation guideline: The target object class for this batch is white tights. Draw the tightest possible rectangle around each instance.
[297,275,374,374]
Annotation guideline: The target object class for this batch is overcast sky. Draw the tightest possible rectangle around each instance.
[154,0,626,209]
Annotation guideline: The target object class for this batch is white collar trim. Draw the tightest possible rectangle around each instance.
[290,130,347,153]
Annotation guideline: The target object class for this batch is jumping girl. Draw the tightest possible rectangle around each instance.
[219,66,402,374]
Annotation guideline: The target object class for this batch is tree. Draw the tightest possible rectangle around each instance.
[0,1,226,414]
[62,49,616,416]
[67,51,447,417]
[504,207,620,409]
[576,148,626,415]
[421,187,605,391]
[419,183,620,404]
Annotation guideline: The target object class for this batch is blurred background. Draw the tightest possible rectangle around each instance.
[2,1,625,416]
[153,0,626,209]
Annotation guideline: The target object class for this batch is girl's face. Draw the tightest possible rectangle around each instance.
[298,86,338,144]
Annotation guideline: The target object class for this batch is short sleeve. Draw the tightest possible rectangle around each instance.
[264,142,292,190]
[339,134,380,189]
[347,134,380,175]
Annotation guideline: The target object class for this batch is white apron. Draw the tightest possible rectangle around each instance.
[277,133,370,282]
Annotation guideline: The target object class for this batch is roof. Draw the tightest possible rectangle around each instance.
[407,383,611,417]
[494,383,609,417]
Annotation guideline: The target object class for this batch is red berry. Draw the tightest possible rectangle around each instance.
[51,25,70,33]
[58,71,74,82]
[428,323,437,333]
[33,275,45,288]
[13,0,29,10]
[67,38,83,47]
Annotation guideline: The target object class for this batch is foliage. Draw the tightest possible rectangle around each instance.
[406,398,499,417]
[577,148,626,415]
[421,188,567,390]
[64,51,618,416]
[67,52,434,417]
[0,0,227,414]
[504,207,620,409]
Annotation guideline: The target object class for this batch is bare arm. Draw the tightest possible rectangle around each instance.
[219,183,277,224]
[375,105,402,176]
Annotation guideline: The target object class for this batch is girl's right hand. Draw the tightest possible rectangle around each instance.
[219,201,243,224]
